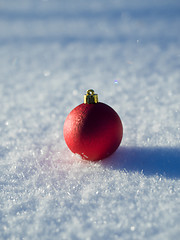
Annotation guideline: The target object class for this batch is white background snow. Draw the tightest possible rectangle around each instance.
[0,0,180,239]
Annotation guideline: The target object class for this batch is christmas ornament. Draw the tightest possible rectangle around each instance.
[63,89,123,161]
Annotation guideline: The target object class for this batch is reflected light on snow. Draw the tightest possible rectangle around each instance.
[43,71,51,77]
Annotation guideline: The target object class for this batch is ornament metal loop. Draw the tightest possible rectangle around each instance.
[84,89,98,104]
[87,89,94,95]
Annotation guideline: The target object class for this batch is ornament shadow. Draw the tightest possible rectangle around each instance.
[102,147,180,179]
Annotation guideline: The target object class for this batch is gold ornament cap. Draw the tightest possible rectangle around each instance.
[84,89,98,104]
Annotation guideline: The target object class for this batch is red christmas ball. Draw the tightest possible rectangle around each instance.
[63,90,123,161]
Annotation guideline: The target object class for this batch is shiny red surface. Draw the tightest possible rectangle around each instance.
[63,102,123,161]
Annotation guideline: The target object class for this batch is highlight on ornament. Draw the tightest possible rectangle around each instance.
[63,89,123,161]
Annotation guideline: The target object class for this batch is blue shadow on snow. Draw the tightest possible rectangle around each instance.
[102,147,180,179]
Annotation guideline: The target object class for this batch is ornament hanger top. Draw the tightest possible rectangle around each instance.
[84,89,98,104]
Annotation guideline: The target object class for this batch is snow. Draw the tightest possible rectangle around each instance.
[0,0,180,239]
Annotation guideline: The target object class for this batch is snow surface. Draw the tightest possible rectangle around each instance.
[0,0,180,239]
